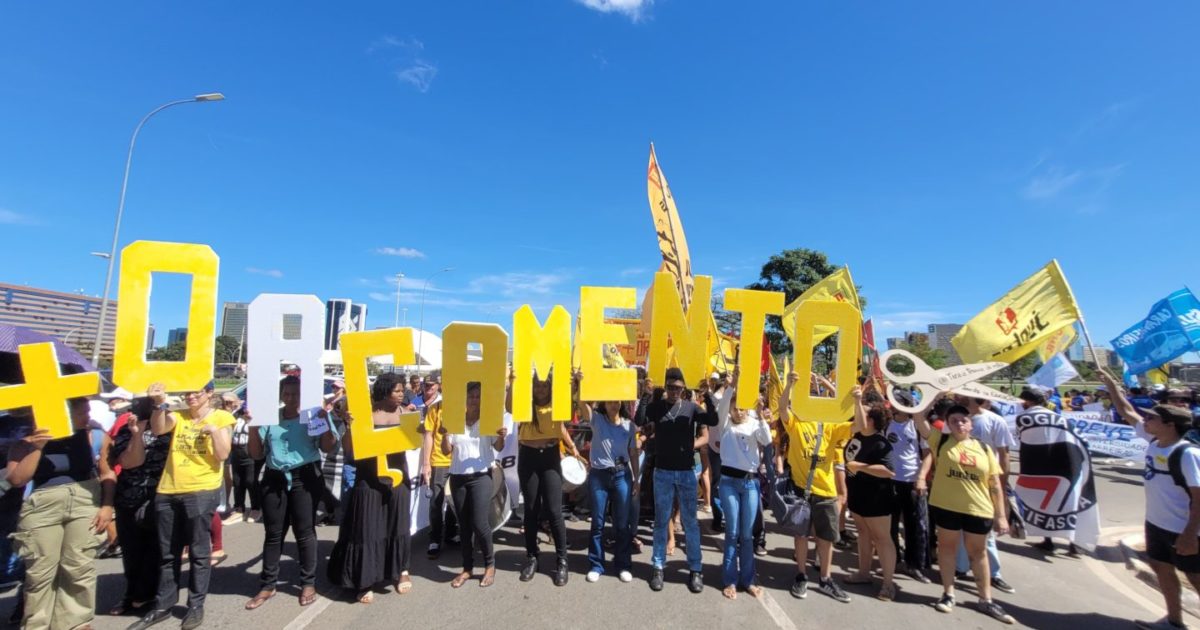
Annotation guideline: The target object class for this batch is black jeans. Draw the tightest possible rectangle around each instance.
[115,503,160,605]
[154,488,221,611]
[891,480,930,569]
[518,444,567,561]
[451,472,493,571]
[230,446,261,512]
[429,466,458,545]
[259,464,320,589]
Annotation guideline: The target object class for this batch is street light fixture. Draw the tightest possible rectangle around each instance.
[90,93,225,366]
[393,273,405,328]
[417,267,454,375]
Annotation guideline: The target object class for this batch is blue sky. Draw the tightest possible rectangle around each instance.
[1,1,1197,352]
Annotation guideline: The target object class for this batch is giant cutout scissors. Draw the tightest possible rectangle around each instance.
[879,349,1022,414]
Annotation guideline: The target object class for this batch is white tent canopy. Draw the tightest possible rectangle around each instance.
[319,329,444,372]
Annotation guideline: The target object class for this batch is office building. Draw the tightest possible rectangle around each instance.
[927,324,964,365]
[221,301,249,341]
[147,324,155,349]
[885,337,905,351]
[0,282,118,361]
[324,299,367,350]
[167,328,188,346]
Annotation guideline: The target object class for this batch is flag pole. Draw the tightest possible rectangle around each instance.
[1053,259,1107,376]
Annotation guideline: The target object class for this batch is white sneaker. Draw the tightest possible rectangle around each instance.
[587,571,601,583]
[619,571,633,583]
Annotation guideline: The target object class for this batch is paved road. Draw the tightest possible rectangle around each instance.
[0,458,1166,629]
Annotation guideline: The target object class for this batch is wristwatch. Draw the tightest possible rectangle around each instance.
[158,403,171,412]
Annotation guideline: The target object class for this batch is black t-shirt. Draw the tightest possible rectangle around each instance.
[110,422,172,510]
[636,393,718,471]
[844,432,893,503]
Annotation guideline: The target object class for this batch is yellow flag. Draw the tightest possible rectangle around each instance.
[780,267,860,347]
[951,260,1082,365]
[1147,364,1171,385]
[1034,325,1078,364]
[765,353,783,417]
[707,325,738,374]
[647,144,694,309]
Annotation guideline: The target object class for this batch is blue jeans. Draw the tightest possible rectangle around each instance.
[719,475,758,588]
[652,468,702,572]
[589,467,632,574]
[955,531,1002,578]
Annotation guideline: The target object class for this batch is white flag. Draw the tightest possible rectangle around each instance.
[1027,353,1079,390]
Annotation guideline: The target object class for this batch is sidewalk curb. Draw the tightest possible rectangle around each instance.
[1120,534,1200,618]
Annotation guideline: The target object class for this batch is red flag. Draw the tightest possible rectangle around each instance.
[760,335,772,375]
[862,319,876,351]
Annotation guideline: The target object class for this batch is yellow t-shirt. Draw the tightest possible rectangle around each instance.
[423,402,452,468]
[518,404,561,443]
[929,429,1002,519]
[157,408,236,495]
[784,420,850,499]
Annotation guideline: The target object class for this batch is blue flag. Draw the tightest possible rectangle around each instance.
[1111,288,1200,374]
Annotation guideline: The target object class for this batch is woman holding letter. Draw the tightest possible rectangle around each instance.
[843,385,898,600]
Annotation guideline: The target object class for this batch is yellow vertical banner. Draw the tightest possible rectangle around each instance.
[780,267,860,349]
[113,241,219,392]
[512,305,573,422]
[790,301,861,422]
[0,343,99,439]
[341,328,422,486]
[441,323,508,435]
[647,145,694,308]
[578,287,636,401]
[725,288,784,408]
[648,272,713,387]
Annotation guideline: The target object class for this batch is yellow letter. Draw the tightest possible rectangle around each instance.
[724,288,785,409]
[578,287,636,402]
[512,305,572,422]
[648,272,712,387]
[441,323,508,435]
[341,328,422,486]
[113,241,219,392]
[790,301,862,422]
[0,343,100,438]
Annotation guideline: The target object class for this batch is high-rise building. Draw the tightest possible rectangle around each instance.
[221,302,249,341]
[324,299,367,350]
[0,282,118,360]
[147,324,156,349]
[926,324,964,365]
[885,337,905,351]
[167,328,188,346]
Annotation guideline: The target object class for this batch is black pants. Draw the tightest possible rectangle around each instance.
[154,488,221,611]
[451,472,493,571]
[429,466,458,545]
[519,444,568,561]
[891,480,930,569]
[259,465,320,589]
[115,502,160,605]
[230,446,262,512]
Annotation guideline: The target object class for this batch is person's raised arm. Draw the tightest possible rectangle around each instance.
[716,381,735,435]
[913,391,946,440]
[1098,369,1142,426]
[148,383,175,437]
[574,370,593,424]
[851,385,866,435]
[504,367,515,414]
[6,430,50,487]
[209,425,233,462]
[494,426,508,453]
[634,378,654,428]
[779,371,799,426]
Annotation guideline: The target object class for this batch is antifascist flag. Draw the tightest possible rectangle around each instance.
[1013,407,1100,547]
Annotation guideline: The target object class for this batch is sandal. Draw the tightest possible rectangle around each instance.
[844,573,873,585]
[877,584,896,601]
[722,585,737,600]
[107,600,135,616]
[357,590,374,604]
[480,567,496,588]
[395,573,412,594]
[299,586,317,607]
[745,585,763,599]
[210,552,228,567]
[451,571,472,589]
[244,589,276,610]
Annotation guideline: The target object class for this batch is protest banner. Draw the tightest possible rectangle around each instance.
[1111,288,1200,374]
[1068,411,1148,461]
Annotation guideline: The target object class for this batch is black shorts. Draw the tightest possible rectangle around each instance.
[1146,521,1200,574]
[929,505,992,536]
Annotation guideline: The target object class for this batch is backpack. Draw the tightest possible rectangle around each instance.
[1166,440,1200,492]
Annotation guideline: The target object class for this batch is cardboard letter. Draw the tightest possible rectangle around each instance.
[790,301,862,422]
[648,272,713,387]
[113,241,218,392]
[512,305,572,422]
[725,288,785,408]
[341,328,422,486]
[246,294,325,426]
[441,323,507,435]
[0,343,100,439]
[578,287,636,401]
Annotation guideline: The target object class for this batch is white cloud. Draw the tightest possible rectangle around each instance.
[0,208,36,225]
[368,35,437,93]
[396,61,438,93]
[246,267,284,278]
[577,0,651,20]
[1023,167,1083,200]
[619,267,646,277]
[467,272,568,297]
[375,247,426,259]
[1022,163,1127,208]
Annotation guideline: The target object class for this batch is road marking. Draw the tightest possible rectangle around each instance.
[282,595,333,630]
[757,589,798,630]
[1080,526,1161,617]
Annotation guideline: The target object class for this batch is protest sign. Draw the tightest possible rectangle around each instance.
[0,342,98,438]
[649,272,712,387]
[511,305,572,422]
[725,288,784,408]
[578,287,637,402]
[246,294,324,426]
[340,327,422,486]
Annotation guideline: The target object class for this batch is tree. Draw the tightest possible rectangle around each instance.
[147,342,187,361]
[711,295,740,337]
[214,335,243,364]
[746,248,866,355]
[1000,353,1040,390]
[888,336,948,372]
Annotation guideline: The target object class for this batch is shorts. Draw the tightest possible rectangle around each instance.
[802,494,840,543]
[929,505,992,536]
[1146,520,1200,574]
[847,480,895,518]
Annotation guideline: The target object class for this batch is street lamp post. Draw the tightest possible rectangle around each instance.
[416,267,454,375]
[89,93,226,366]
[393,273,405,328]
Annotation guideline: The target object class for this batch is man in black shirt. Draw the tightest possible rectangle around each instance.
[635,367,718,593]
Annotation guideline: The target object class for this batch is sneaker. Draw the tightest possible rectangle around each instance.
[990,577,1015,594]
[790,574,808,599]
[904,567,932,584]
[649,567,664,592]
[1066,543,1081,558]
[1134,618,1189,630]
[427,543,441,559]
[934,593,955,613]
[688,571,704,594]
[977,600,1015,625]
[222,511,243,525]
[840,529,857,542]
[587,570,601,583]
[618,570,633,583]
[181,607,204,630]
[754,542,767,557]
[834,539,852,550]
[247,510,262,523]
[817,578,851,603]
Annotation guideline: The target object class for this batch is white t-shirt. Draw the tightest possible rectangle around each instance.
[1136,422,1200,533]
[971,409,1017,451]
[448,421,498,475]
[884,419,927,483]
[714,391,772,473]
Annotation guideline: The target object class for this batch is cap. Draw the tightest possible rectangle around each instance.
[709,372,720,380]
[333,379,345,389]
[100,387,134,401]
[1146,404,1193,427]
[1167,388,1189,399]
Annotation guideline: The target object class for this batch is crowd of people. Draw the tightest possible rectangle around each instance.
[0,362,1198,629]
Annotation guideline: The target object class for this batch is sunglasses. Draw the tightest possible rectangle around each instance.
[666,384,685,392]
